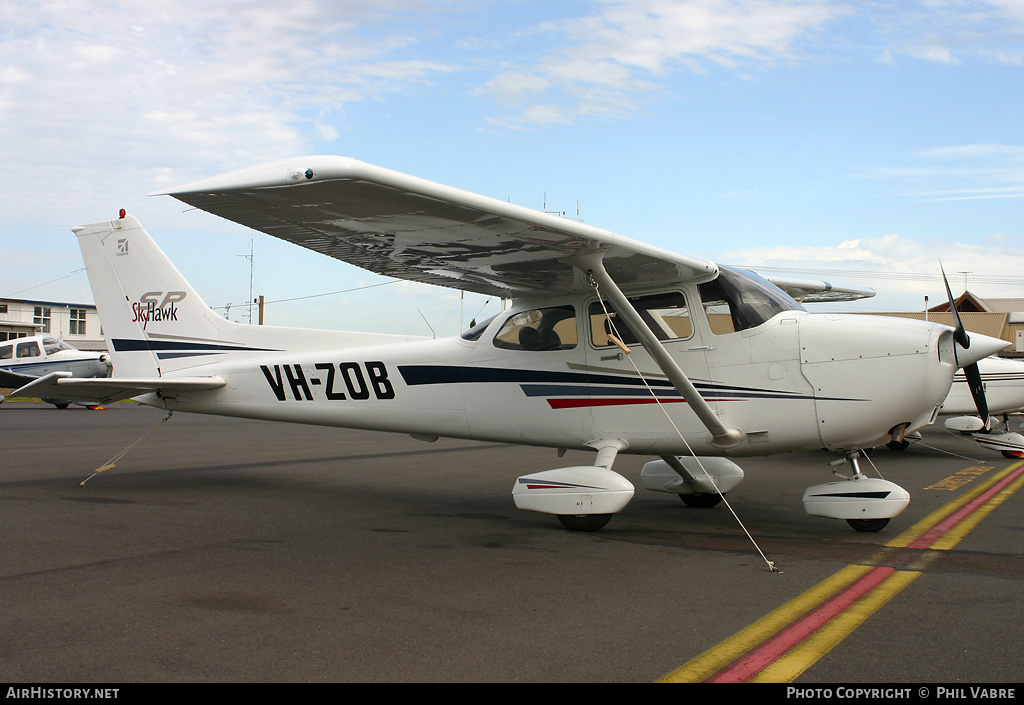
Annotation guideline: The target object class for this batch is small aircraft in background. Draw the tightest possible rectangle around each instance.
[927,355,1024,458]
[15,157,1007,532]
[0,335,110,408]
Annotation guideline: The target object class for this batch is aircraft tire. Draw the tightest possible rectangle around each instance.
[847,518,889,532]
[887,440,909,451]
[680,493,723,508]
[557,514,612,532]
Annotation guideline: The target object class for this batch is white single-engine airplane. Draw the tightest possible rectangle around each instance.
[14,157,1008,532]
[0,335,110,407]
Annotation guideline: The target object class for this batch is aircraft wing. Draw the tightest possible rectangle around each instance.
[11,371,226,405]
[758,274,875,303]
[155,156,719,297]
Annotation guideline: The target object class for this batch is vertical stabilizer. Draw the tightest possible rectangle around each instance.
[75,214,231,377]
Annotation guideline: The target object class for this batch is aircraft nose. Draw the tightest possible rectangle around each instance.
[800,314,962,450]
[956,333,1009,368]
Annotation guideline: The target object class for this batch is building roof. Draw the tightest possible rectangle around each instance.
[852,311,1010,341]
[927,291,1024,314]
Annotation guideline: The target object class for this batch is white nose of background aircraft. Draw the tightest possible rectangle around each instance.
[13,156,1008,533]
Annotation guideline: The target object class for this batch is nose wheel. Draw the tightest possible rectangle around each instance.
[557,514,613,532]
[847,517,890,532]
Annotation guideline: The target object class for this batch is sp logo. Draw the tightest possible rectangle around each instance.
[132,291,187,328]
[140,291,187,308]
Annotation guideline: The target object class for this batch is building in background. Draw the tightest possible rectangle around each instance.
[0,298,105,351]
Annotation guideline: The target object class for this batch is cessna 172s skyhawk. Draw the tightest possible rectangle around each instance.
[14,157,1007,532]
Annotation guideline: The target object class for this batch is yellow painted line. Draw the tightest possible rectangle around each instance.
[751,569,920,683]
[886,461,1024,548]
[659,458,1024,683]
[930,464,1024,551]
[657,564,872,683]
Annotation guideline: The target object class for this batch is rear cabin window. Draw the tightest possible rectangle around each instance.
[493,306,577,351]
[589,292,691,347]
[16,341,41,358]
[0,344,11,360]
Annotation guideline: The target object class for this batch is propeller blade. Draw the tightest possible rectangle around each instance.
[940,263,970,350]
[963,362,990,429]
[941,263,992,427]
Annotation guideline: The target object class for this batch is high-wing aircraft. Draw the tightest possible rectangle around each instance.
[16,157,1008,532]
[0,335,110,407]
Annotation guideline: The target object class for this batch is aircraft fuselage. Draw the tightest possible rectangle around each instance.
[142,294,957,458]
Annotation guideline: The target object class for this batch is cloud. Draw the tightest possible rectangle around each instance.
[476,0,1024,128]
[718,233,1024,309]
[480,0,844,128]
[0,0,458,224]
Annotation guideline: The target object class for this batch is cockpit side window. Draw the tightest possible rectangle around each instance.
[699,266,803,334]
[0,344,11,360]
[493,306,577,351]
[589,291,691,347]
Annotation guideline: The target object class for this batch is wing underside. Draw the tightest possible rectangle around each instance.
[156,156,719,297]
[760,274,875,303]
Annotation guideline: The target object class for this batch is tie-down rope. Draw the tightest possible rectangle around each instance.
[589,275,779,573]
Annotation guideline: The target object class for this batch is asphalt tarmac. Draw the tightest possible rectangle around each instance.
[1,402,1022,683]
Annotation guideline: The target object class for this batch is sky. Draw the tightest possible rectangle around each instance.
[2,0,1023,337]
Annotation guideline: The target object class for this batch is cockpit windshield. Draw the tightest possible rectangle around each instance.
[42,337,73,355]
[698,266,804,334]
[460,314,499,341]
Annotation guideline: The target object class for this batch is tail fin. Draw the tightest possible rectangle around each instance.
[76,213,425,379]
[75,214,242,377]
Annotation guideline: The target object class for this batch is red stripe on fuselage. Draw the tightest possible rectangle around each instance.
[546,397,721,409]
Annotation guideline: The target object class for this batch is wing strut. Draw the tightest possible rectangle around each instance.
[572,253,745,449]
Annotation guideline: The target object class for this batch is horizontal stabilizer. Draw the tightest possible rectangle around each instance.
[0,368,34,389]
[13,371,225,405]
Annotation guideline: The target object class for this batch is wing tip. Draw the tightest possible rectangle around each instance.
[151,155,369,197]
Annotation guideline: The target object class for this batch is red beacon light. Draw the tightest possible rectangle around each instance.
[119,208,126,219]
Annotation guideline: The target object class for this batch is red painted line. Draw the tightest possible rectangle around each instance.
[708,566,895,683]
[907,464,1024,549]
